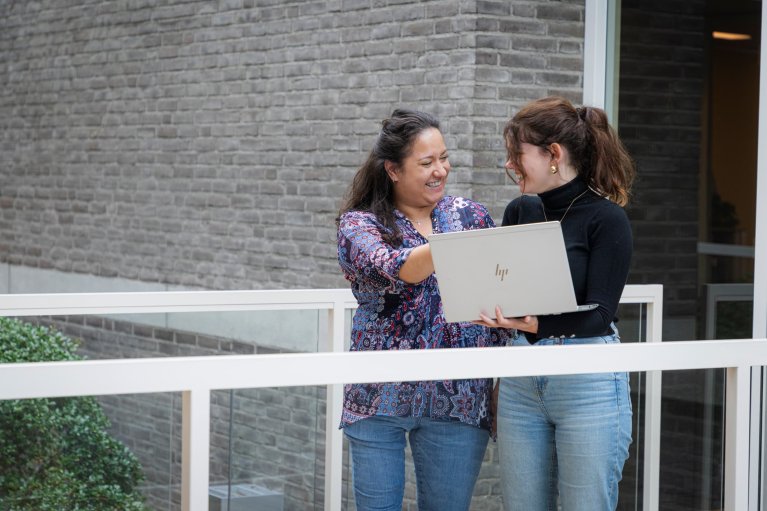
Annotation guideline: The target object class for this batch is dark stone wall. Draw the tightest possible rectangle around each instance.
[619,0,705,338]
[619,2,725,509]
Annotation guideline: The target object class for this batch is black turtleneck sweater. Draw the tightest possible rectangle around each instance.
[501,177,632,340]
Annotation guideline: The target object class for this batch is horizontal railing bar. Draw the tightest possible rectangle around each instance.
[697,241,755,258]
[0,289,358,316]
[0,285,655,316]
[615,284,663,303]
[1,338,764,401]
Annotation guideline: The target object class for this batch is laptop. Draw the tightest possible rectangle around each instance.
[429,221,598,323]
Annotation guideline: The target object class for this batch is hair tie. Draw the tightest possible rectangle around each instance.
[577,106,588,121]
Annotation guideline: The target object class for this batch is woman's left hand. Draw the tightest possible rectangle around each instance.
[474,306,539,333]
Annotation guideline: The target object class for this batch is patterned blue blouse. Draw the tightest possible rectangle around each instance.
[337,196,506,432]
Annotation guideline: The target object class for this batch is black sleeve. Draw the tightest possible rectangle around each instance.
[535,206,633,338]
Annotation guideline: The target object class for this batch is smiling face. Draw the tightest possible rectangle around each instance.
[386,127,450,211]
[505,142,566,194]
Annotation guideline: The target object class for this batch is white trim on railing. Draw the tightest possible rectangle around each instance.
[755,2,767,508]
[0,288,358,316]
[324,299,347,511]
[0,342,761,511]
[4,338,765,399]
[0,286,664,511]
[0,287,660,315]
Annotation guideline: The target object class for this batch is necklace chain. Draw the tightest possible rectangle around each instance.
[542,189,589,223]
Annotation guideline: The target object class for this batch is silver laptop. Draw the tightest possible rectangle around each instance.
[429,221,598,323]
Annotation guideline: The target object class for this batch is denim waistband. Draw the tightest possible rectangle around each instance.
[520,323,618,345]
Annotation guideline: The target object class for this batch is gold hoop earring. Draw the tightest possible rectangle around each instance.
[550,165,558,175]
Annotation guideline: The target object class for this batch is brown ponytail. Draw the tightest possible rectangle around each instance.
[504,97,635,206]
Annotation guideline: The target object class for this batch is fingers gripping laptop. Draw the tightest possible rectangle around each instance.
[428,221,597,323]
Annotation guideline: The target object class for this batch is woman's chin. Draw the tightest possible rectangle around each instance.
[425,186,445,201]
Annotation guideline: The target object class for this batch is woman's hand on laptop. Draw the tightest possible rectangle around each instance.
[474,306,539,333]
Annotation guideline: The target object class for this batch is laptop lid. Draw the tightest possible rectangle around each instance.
[429,221,597,323]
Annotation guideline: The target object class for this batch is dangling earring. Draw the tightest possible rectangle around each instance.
[550,165,558,174]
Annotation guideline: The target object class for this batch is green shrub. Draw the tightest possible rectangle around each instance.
[0,317,149,510]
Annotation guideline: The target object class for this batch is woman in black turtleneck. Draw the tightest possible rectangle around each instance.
[477,96,636,511]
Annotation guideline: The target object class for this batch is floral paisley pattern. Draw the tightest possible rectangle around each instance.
[338,196,507,431]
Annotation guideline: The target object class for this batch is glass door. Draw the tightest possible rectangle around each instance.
[611,0,761,508]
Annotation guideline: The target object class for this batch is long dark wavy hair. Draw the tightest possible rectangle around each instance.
[337,109,441,246]
[503,96,635,206]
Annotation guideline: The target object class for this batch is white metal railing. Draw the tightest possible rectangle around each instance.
[0,284,749,511]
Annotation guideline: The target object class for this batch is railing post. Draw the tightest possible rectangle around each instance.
[642,286,663,511]
[725,365,751,510]
[182,389,211,511]
[324,299,346,511]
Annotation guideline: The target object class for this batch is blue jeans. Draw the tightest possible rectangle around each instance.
[343,415,489,511]
[497,329,632,511]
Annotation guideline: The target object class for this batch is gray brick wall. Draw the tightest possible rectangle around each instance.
[470,0,585,215]
[0,0,586,291]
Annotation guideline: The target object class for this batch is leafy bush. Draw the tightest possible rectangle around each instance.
[0,317,149,510]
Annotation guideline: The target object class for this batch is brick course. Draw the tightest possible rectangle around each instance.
[0,0,585,290]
